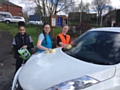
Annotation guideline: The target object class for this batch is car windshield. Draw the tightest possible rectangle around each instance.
[64,31,120,65]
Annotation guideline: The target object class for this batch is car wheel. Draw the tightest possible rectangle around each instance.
[14,81,23,90]
[5,20,10,24]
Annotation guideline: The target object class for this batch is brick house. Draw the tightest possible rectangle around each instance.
[0,0,23,16]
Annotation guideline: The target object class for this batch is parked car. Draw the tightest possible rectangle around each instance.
[0,15,5,22]
[27,21,43,25]
[4,16,25,24]
[0,11,12,22]
[12,27,120,90]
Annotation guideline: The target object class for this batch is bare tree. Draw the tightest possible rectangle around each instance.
[23,0,75,22]
[23,11,29,21]
[21,0,35,12]
[82,3,90,13]
[64,2,90,14]
[63,4,79,14]
[92,0,111,26]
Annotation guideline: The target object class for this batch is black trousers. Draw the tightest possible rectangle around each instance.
[15,57,23,73]
[15,57,28,73]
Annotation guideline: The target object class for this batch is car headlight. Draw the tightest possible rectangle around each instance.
[46,76,100,90]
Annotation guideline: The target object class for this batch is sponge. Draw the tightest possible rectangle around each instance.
[66,44,72,49]
[51,49,56,53]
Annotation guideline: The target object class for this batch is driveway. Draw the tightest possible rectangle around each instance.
[0,31,15,90]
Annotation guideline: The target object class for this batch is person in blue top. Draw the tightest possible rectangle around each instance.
[37,23,52,52]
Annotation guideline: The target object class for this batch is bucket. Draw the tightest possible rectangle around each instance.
[18,48,31,60]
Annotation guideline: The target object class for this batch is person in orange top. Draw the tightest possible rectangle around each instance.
[56,25,71,47]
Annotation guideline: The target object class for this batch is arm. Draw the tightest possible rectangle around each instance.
[57,36,68,47]
[13,45,18,54]
[12,38,21,57]
[27,36,34,49]
[59,42,68,47]
[12,38,18,53]
[36,39,49,51]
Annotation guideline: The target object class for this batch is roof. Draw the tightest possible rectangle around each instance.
[0,11,12,14]
[2,0,22,8]
[89,27,120,33]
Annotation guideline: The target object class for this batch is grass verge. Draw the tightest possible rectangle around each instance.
[0,22,61,46]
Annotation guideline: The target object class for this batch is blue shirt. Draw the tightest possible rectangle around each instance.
[38,33,52,52]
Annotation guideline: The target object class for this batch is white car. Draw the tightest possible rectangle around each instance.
[12,27,120,90]
[4,16,25,24]
[27,21,43,25]
[0,11,12,22]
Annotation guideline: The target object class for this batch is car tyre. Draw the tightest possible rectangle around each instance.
[5,20,10,24]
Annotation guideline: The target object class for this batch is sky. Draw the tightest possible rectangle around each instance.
[9,0,36,15]
[9,0,120,15]
[74,0,120,8]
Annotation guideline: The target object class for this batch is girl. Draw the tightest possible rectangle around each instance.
[56,25,71,47]
[12,21,34,73]
[37,23,52,52]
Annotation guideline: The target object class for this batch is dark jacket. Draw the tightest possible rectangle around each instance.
[12,33,34,59]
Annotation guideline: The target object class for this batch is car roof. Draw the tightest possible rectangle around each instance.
[89,27,120,33]
[0,11,12,15]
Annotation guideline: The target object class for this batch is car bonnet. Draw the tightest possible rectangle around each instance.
[18,48,115,90]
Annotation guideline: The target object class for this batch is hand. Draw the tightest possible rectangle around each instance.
[59,42,67,48]
[19,56,24,60]
[70,41,74,46]
[48,49,52,53]
[22,45,27,49]
[65,44,72,49]
[45,49,52,53]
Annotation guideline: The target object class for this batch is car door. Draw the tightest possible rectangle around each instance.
[15,17,22,22]
[11,17,17,22]
[12,16,21,23]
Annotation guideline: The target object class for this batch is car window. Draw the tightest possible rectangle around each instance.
[64,31,120,65]
[13,17,22,19]
[6,15,11,18]
[0,14,11,18]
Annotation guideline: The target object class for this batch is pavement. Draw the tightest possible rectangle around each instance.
[0,31,15,90]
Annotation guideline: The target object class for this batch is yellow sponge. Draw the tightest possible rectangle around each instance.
[66,44,72,49]
[45,49,56,54]
[51,49,56,53]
